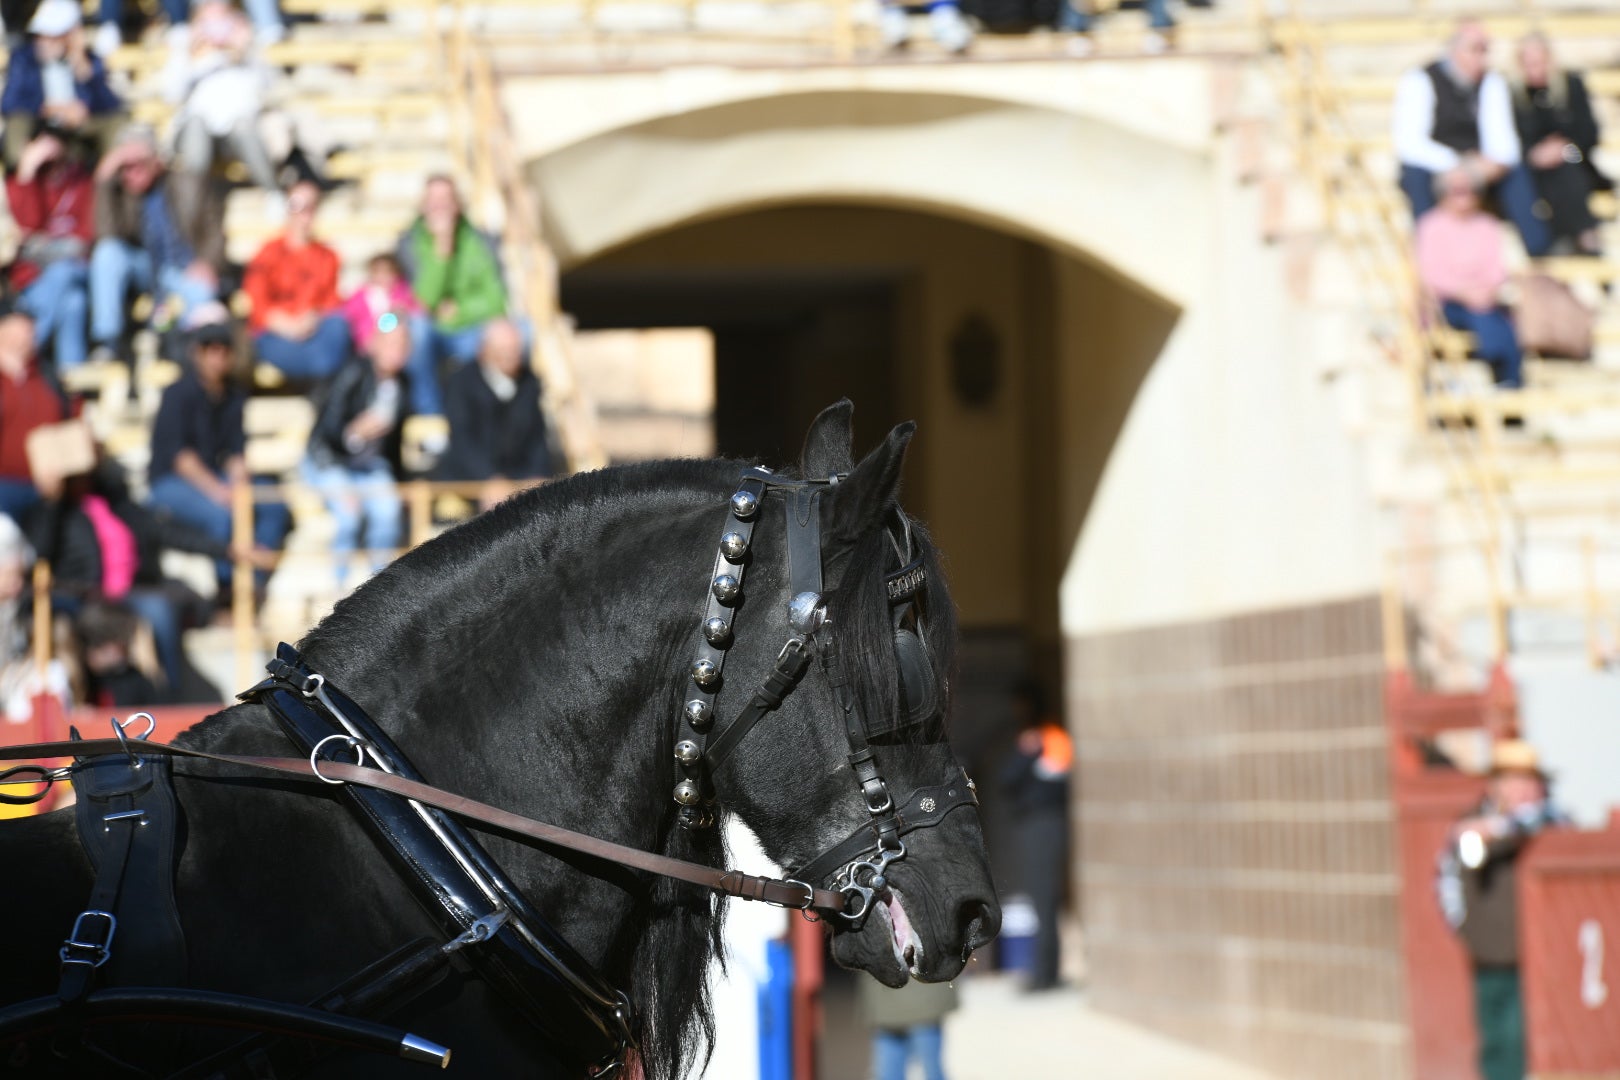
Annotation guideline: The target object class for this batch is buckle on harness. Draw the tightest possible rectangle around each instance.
[764,880,815,911]
[60,910,117,968]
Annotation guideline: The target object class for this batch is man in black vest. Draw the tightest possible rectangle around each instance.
[1393,18,1551,256]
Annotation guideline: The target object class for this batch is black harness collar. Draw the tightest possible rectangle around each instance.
[240,646,634,1077]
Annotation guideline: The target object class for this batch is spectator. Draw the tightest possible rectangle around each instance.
[0,512,72,724]
[146,317,287,592]
[340,252,423,358]
[161,0,278,191]
[857,979,958,1080]
[0,306,67,522]
[396,175,512,415]
[74,600,159,707]
[26,452,234,697]
[6,130,93,372]
[878,1,972,54]
[244,180,351,382]
[998,679,1072,992]
[303,317,415,584]
[1393,18,1550,258]
[1436,739,1569,1080]
[1,0,123,170]
[1060,0,1174,54]
[1511,33,1608,258]
[439,319,553,509]
[94,0,284,56]
[1416,170,1524,390]
[88,124,224,365]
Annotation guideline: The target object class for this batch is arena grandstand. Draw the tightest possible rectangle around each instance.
[3,0,1620,1078]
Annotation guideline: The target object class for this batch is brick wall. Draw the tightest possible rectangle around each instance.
[1068,595,1408,1080]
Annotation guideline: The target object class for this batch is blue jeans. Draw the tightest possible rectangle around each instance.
[1061,0,1172,31]
[1401,163,1551,257]
[147,472,288,587]
[0,478,40,523]
[89,239,217,347]
[21,260,89,370]
[123,587,183,695]
[873,1025,945,1080]
[1441,300,1523,389]
[301,459,402,571]
[255,314,353,382]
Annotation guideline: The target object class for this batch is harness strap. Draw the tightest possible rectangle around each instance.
[789,772,979,887]
[703,638,811,773]
[1,739,849,916]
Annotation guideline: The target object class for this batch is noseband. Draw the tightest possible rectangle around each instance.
[671,468,977,929]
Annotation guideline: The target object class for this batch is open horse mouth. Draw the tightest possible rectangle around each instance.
[882,891,924,977]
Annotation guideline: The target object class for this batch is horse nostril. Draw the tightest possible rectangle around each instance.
[959,899,1001,954]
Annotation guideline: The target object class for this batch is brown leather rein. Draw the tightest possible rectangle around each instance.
[0,738,848,915]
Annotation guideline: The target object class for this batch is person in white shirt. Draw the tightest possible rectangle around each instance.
[1391,17,1551,257]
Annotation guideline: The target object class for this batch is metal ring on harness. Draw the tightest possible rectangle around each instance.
[300,672,327,698]
[310,733,366,785]
[110,711,156,769]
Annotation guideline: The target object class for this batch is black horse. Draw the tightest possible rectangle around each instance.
[1,402,1000,1078]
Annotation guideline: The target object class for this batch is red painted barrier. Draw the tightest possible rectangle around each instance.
[1520,827,1620,1077]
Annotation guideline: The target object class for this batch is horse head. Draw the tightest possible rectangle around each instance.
[698,401,1001,988]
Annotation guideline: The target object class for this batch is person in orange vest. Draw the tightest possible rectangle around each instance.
[999,679,1073,991]
[1436,738,1569,1080]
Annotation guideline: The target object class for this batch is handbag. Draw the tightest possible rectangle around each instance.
[1513,272,1593,360]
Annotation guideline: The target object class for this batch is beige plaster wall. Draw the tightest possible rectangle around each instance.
[529,73,1383,639]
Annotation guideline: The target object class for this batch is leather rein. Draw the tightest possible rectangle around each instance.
[0,734,850,917]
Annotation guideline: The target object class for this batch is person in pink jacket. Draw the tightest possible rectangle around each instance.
[340,252,423,356]
[1415,169,1524,389]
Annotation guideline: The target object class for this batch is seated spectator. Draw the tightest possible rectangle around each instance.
[0,306,67,522]
[440,319,553,510]
[74,600,160,707]
[340,252,424,358]
[1393,18,1550,258]
[1,0,123,170]
[1511,33,1609,258]
[878,0,972,53]
[6,130,93,372]
[145,317,287,593]
[1416,171,1523,390]
[1059,0,1173,53]
[162,0,277,192]
[88,124,224,365]
[396,175,515,416]
[26,447,234,697]
[244,180,351,382]
[303,318,415,584]
[94,0,284,56]
[0,512,72,723]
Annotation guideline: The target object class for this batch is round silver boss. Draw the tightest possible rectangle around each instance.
[703,617,731,646]
[788,592,826,635]
[673,779,702,806]
[684,699,713,727]
[712,575,740,603]
[730,490,759,520]
[719,531,749,562]
[691,659,719,688]
[674,740,702,766]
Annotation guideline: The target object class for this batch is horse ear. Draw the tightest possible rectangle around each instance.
[826,421,915,543]
[800,399,856,479]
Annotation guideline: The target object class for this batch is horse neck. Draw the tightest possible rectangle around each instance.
[296,482,728,845]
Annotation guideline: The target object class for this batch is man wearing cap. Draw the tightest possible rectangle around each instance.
[1436,739,1570,1080]
[87,124,223,366]
[1,0,124,170]
[145,317,286,592]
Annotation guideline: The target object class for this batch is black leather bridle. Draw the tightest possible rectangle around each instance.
[671,467,978,929]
